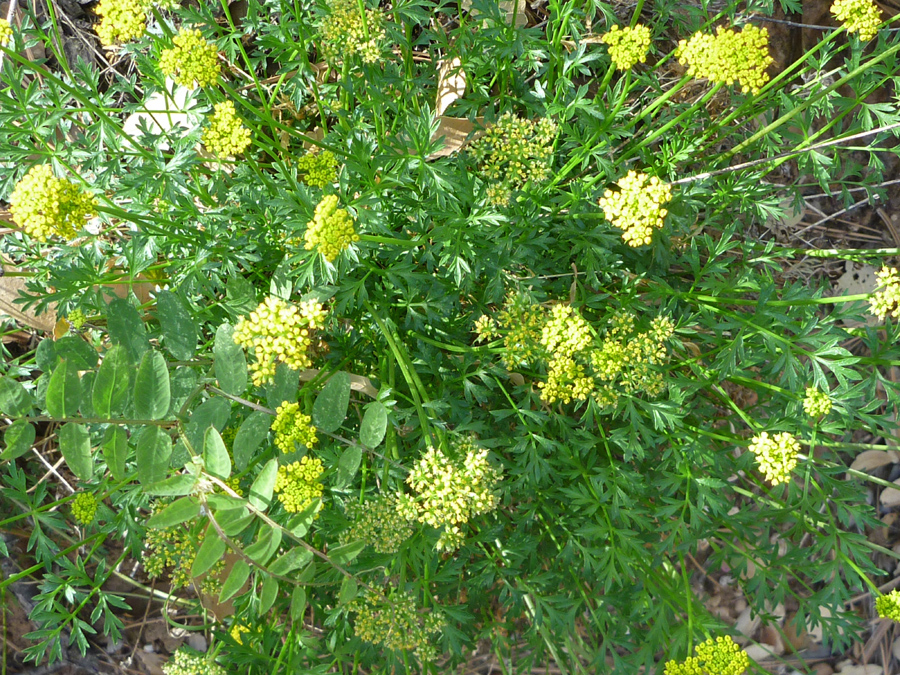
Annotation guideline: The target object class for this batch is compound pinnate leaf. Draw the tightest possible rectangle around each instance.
[214,323,248,396]
[146,496,201,529]
[134,351,170,420]
[232,411,271,471]
[249,458,277,511]
[192,526,227,577]
[135,425,172,486]
[312,371,351,433]
[101,426,128,481]
[219,559,251,603]
[58,423,92,481]
[203,427,231,480]
[92,345,131,418]
[156,290,197,361]
[1,420,35,461]
[106,298,149,364]
[0,377,33,418]
[46,360,82,419]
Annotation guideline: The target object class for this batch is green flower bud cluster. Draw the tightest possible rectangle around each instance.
[162,647,227,675]
[0,18,13,45]
[344,493,414,554]
[202,101,251,158]
[598,170,673,247]
[675,25,773,95]
[470,112,558,206]
[297,150,339,188]
[94,0,146,46]
[274,456,324,513]
[831,0,881,40]
[232,296,328,386]
[65,309,87,330]
[144,515,225,592]
[10,164,97,243]
[271,401,318,453]
[664,636,749,675]
[870,267,900,321]
[803,386,833,418]
[748,431,800,486]
[600,24,652,70]
[71,492,98,525]
[318,0,386,65]
[304,194,360,262]
[877,589,900,621]
[351,585,445,662]
[159,28,220,89]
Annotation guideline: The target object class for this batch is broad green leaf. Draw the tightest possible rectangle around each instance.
[46,360,82,419]
[58,423,92,481]
[101,427,128,480]
[156,290,197,361]
[134,351,170,420]
[79,372,95,417]
[244,526,282,566]
[135,426,172,486]
[219,559,251,603]
[168,367,199,418]
[270,257,292,300]
[232,411,271,471]
[92,345,131,418]
[269,548,313,576]
[218,507,254,537]
[338,576,358,606]
[1,420,35,461]
[185,398,231,456]
[259,576,278,614]
[360,402,388,448]
[266,363,298,410]
[290,586,307,622]
[192,527,227,577]
[146,497,200,529]
[203,427,231,480]
[248,459,277,511]
[329,540,365,566]
[312,371,351,433]
[54,336,98,370]
[223,275,257,321]
[35,338,58,372]
[206,493,245,510]
[336,446,362,487]
[144,474,197,496]
[213,324,248,396]
[106,298,149,364]
[287,498,321,538]
[0,377,33,417]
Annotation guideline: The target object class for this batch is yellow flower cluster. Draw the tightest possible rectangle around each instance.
[274,456,324,513]
[229,623,250,645]
[470,113,558,206]
[474,314,499,342]
[541,355,595,404]
[870,267,900,321]
[539,305,595,404]
[71,492,98,525]
[600,24,651,70]
[675,25,773,94]
[318,0,386,64]
[232,296,328,386]
[202,101,251,158]
[162,648,227,675]
[877,589,900,621]
[271,401,318,453]
[665,636,749,675]
[0,18,13,45]
[304,194,359,262]
[598,170,673,247]
[496,293,546,367]
[803,386,833,418]
[541,304,593,357]
[351,585,445,662]
[66,309,87,330]
[831,0,881,40]
[94,0,146,47]
[144,519,225,592]
[10,164,97,242]
[344,493,414,554]
[159,28,220,89]
[297,150,339,188]
[748,431,800,486]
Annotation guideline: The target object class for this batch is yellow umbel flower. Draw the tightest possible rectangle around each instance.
[95,0,146,46]
[271,401,318,453]
[304,194,359,262]
[351,585,445,662]
[540,355,595,404]
[72,492,98,525]
[598,170,672,247]
[318,0,386,64]
[600,24,651,70]
[665,636,749,675]
[831,0,881,40]
[162,647,227,675]
[675,25,773,94]
[803,386,832,418]
[274,456,324,513]
[748,431,800,486]
[229,623,250,645]
[159,28,220,89]
[232,297,328,386]
[344,494,414,554]
[540,304,592,358]
[877,589,900,621]
[870,267,900,321]
[496,293,545,367]
[297,150,339,188]
[9,165,97,242]
[0,18,13,45]
[202,101,251,158]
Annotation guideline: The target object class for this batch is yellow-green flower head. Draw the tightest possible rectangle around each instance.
[9,164,97,243]
[66,308,87,330]
[94,0,146,46]
[474,314,499,342]
[748,431,800,486]
[71,492,98,525]
[870,266,900,321]
[232,297,328,386]
[694,636,750,675]
[305,194,360,262]
[271,401,318,453]
[600,24,652,70]
[831,0,881,40]
[159,28,220,89]
[297,150,339,188]
[229,623,250,645]
[539,355,595,404]
[664,656,703,675]
[540,304,592,358]
[877,589,900,621]
[351,585,445,661]
[344,493,414,554]
[162,647,227,675]
[497,293,546,367]
[202,101,251,159]
[274,456,324,513]
[0,18,13,45]
[144,516,225,592]
[803,386,833,418]
[318,0,386,64]
[675,25,774,94]
[598,170,672,247]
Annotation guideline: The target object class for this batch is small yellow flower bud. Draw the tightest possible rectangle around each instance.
[159,28,220,89]
[9,165,97,242]
[94,0,146,46]
[600,24,651,70]
[831,0,882,40]
[202,101,251,158]
[304,194,359,262]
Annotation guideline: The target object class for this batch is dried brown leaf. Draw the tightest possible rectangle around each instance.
[849,450,899,472]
